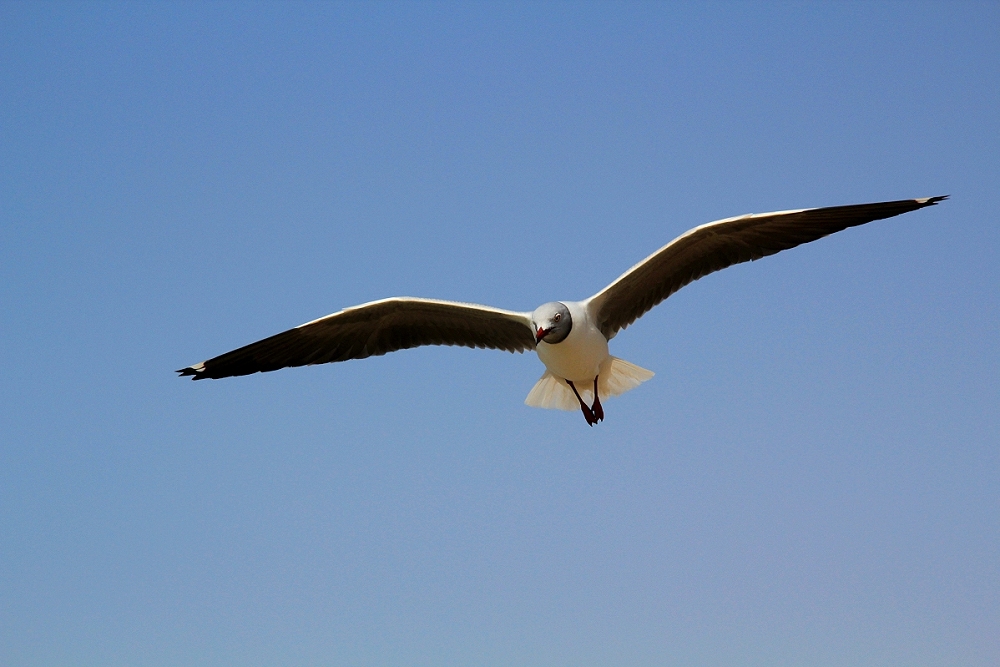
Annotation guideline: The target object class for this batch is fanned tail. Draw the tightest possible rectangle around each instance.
[524,356,654,411]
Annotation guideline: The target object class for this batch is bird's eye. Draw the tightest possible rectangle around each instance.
[554,314,561,322]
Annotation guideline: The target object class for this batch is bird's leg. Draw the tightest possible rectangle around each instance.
[591,376,604,423]
[566,380,597,426]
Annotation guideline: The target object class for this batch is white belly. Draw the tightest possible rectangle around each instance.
[535,301,609,383]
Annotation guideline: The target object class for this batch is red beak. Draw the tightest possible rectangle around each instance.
[535,327,547,344]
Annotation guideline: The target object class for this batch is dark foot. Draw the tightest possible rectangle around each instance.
[567,380,598,426]
[591,376,604,422]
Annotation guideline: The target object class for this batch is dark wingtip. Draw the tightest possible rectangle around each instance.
[176,365,206,380]
[920,195,949,205]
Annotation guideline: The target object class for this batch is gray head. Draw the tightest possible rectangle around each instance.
[531,302,572,345]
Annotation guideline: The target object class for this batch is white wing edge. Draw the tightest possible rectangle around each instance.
[295,296,534,329]
[583,207,809,317]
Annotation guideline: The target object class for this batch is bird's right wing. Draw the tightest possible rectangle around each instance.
[178,297,535,380]
[588,196,947,339]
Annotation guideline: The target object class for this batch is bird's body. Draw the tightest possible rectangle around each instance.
[179,196,946,425]
[535,300,608,384]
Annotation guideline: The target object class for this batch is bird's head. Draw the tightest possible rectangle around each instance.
[531,302,572,345]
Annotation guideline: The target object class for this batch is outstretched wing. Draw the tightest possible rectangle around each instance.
[588,196,947,339]
[178,297,535,380]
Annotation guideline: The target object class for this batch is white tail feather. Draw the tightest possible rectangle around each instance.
[524,370,580,411]
[524,356,654,411]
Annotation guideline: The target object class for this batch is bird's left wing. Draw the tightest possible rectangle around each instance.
[587,196,947,340]
[177,297,535,380]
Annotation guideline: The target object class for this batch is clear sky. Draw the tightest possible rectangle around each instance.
[1,2,997,666]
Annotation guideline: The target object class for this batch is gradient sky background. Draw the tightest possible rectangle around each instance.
[2,2,998,666]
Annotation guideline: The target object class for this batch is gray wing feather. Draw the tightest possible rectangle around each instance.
[589,196,947,339]
[178,297,535,380]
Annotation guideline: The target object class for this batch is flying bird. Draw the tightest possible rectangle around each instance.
[179,196,946,425]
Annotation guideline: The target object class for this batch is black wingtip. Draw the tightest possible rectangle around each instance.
[176,366,206,380]
[921,195,949,205]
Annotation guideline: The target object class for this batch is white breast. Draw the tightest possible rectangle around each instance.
[535,300,610,383]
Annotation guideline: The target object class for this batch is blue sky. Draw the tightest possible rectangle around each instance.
[1,2,997,665]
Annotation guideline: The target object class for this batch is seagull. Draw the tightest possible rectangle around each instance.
[179,196,946,425]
